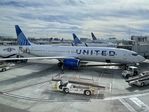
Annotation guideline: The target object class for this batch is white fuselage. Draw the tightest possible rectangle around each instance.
[23,45,145,64]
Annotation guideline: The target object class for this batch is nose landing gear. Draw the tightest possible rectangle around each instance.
[57,62,63,68]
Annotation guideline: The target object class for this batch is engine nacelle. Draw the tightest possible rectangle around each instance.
[63,59,80,69]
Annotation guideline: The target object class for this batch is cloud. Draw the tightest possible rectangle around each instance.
[1,0,149,39]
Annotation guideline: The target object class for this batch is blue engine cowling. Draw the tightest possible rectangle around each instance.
[63,59,80,69]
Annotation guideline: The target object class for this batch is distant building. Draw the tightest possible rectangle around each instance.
[131,36,149,58]
[80,38,91,42]
[131,36,149,43]
[0,36,17,45]
[0,35,72,45]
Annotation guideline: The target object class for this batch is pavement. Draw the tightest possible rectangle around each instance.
[0,59,149,112]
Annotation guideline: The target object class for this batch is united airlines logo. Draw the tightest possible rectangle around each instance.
[76,49,116,56]
[3,47,16,52]
[17,33,31,45]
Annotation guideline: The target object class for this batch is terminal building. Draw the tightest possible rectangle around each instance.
[131,36,149,59]
[117,36,149,59]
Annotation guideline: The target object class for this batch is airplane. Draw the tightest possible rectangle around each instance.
[0,25,145,70]
[0,46,19,58]
[0,46,30,63]
[91,32,117,47]
[72,33,116,47]
[72,33,88,46]
[91,32,97,41]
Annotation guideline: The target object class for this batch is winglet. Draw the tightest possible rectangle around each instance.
[91,32,97,40]
[15,25,31,46]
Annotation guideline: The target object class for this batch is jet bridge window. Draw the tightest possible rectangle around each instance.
[132,53,138,56]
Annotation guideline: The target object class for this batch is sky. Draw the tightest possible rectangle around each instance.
[1,0,149,40]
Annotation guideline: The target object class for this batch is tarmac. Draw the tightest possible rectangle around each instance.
[0,59,149,112]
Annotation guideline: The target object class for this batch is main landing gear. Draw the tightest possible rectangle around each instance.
[119,64,129,70]
[57,61,63,68]
[57,61,64,72]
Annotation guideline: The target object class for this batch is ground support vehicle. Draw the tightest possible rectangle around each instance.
[126,71,149,87]
[122,66,139,79]
[0,63,15,72]
[51,77,106,96]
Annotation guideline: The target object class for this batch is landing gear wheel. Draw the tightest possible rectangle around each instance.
[1,68,6,72]
[84,90,91,96]
[57,62,63,67]
[59,85,63,89]
[125,74,130,79]
[63,88,69,94]
[123,65,128,70]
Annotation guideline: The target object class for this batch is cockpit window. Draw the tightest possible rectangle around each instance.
[132,53,138,56]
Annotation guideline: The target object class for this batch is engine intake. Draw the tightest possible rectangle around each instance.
[63,59,80,69]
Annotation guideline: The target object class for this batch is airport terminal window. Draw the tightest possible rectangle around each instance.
[132,53,138,56]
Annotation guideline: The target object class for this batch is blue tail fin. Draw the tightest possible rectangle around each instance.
[72,33,82,46]
[15,25,31,46]
[91,32,97,40]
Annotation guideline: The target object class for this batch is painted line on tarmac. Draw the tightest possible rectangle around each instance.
[104,92,149,101]
[130,97,149,111]
[119,99,137,112]
[0,91,89,102]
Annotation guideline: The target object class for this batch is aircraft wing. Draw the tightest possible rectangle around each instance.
[0,56,75,61]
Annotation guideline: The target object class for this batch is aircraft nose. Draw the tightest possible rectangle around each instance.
[138,55,145,62]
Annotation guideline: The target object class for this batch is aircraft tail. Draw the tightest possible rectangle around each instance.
[72,33,82,46]
[61,38,63,42]
[91,32,97,40]
[15,25,31,46]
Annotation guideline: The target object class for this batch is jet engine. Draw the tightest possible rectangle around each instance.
[63,59,80,69]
